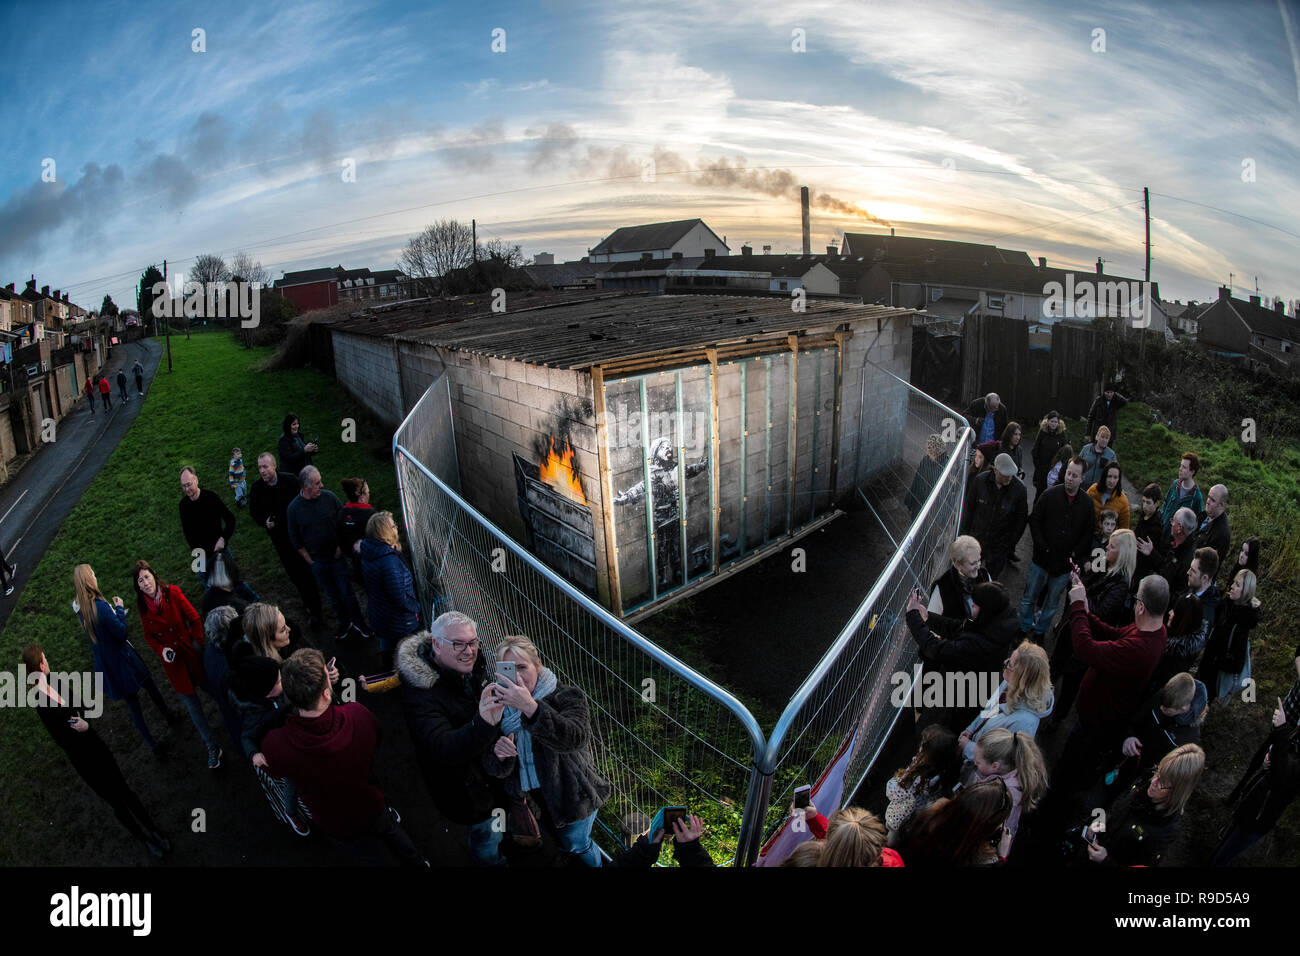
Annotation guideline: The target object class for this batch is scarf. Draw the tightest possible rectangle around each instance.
[501,666,558,793]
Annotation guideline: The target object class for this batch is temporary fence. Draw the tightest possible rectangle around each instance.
[393,363,970,864]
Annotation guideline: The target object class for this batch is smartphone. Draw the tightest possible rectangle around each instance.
[793,785,812,810]
[1081,825,1099,847]
[650,805,687,835]
[494,659,517,687]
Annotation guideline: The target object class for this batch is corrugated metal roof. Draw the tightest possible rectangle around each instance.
[329,292,912,369]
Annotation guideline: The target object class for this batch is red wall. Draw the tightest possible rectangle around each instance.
[280,280,338,312]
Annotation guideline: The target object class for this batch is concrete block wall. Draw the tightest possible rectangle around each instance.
[53,361,78,413]
[837,312,914,495]
[440,351,609,607]
[333,331,403,428]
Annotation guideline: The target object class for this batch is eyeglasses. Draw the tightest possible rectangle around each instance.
[438,635,479,654]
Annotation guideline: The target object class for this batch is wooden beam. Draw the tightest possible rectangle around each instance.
[787,333,799,535]
[830,330,847,499]
[706,347,721,574]
[590,366,624,616]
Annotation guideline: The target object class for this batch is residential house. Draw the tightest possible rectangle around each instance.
[1195,287,1300,372]
[588,218,730,263]
[854,255,1167,335]
[276,265,413,310]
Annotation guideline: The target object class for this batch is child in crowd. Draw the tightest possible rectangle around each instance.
[1094,508,1118,552]
[229,447,247,508]
[885,724,961,846]
[1133,483,1165,581]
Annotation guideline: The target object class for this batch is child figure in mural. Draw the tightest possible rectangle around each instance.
[613,437,709,589]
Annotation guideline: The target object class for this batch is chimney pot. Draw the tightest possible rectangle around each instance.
[1219,286,1231,301]
[1275,299,1285,314]
[827,245,838,256]
[741,246,752,256]
[41,285,49,296]
[1249,294,1260,307]
[1038,256,1047,269]
[890,227,895,236]
[1095,257,1103,275]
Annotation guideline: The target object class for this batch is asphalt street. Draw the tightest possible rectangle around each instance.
[0,336,162,632]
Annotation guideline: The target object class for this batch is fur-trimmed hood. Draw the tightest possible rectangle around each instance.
[395,631,487,690]
[395,632,440,690]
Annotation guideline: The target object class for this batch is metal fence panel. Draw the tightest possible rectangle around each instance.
[394,374,766,864]
[748,360,972,862]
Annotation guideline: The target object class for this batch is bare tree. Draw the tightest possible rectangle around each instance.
[229,252,270,287]
[190,253,230,286]
[480,237,523,268]
[400,220,475,295]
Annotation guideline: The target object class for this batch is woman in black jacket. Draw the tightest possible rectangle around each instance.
[485,634,612,866]
[1030,412,1069,499]
[928,535,992,619]
[1198,570,1262,703]
[1215,723,1300,865]
[906,582,1019,731]
[277,413,317,478]
[21,644,170,857]
[1086,743,1205,867]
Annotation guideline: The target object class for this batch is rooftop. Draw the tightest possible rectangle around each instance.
[329,292,912,370]
[841,233,1035,266]
[589,218,725,256]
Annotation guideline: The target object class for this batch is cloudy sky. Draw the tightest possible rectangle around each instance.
[1,0,1297,312]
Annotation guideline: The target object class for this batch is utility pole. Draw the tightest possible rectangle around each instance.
[472,219,478,262]
[163,258,173,373]
[1140,187,1150,363]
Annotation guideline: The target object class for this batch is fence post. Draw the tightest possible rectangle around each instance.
[735,761,774,867]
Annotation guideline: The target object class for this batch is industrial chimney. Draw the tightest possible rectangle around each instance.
[800,186,811,255]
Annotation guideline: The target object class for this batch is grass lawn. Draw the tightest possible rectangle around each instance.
[0,332,401,866]
[1069,405,1300,864]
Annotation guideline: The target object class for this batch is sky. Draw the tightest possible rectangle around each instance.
[1,0,1297,313]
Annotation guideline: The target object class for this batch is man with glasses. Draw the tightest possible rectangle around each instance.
[396,611,509,865]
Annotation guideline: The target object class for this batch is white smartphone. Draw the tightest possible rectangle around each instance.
[495,660,517,687]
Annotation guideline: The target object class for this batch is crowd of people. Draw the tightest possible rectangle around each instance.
[812,386,1297,867]
[20,383,1300,869]
[23,411,685,868]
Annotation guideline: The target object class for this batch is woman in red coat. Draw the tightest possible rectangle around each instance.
[133,560,223,769]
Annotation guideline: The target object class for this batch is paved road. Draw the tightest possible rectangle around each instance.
[0,337,162,631]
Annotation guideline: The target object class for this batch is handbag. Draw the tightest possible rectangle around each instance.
[507,792,543,848]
